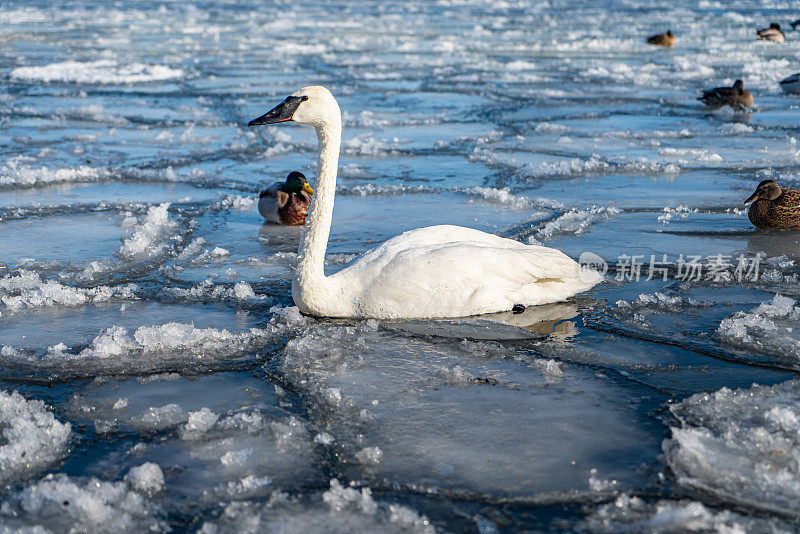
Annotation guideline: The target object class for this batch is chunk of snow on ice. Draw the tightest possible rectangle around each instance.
[464,187,539,211]
[221,448,253,466]
[219,195,258,211]
[520,156,679,179]
[657,205,698,224]
[314,432,335,445]
[583,493,793,533]
[715,294,800,361]
[124,462,165,495]
[0,271,137,315]
[131,404,188,432]
[535,206,621,241]
[181,408,219,440]
[0,390,71,484]
[119,203,178,258]
[165,279,267,304]
[198,490,433,533]
[0,473,165,531]
[323,479,377,514]
[355,446,383,465]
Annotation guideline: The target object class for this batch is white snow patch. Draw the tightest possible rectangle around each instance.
[11,60,184,84]
[0,156,107,187]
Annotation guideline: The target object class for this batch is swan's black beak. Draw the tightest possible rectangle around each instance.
[248,96,308,126]
[744,191,759,204]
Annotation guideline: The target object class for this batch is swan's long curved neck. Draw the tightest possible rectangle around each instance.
[295,119,341,294]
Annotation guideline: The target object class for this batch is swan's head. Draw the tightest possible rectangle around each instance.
[745,179,782,204]
[248,86,340,130]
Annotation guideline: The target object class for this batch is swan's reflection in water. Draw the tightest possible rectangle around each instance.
[483,302,579,338]
[383,302,579,341]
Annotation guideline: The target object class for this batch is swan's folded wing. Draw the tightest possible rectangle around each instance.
[338,236,600,318]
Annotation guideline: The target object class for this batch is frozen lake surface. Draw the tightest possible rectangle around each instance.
[2,0,800,531]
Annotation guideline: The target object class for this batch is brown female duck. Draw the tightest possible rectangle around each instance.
[647,30,675,47]
[757,23,785,43]
[745,180,800,229]
[698,79,753,110]
[258,171,313,225]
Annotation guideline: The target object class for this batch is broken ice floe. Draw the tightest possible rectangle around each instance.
[67,372,322,502]
[279,320,659,499]
[0,307,309,380]
[715,294,800,363]
[664,379,800,517]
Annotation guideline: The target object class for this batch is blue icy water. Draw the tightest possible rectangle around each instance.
[3,0,800,531]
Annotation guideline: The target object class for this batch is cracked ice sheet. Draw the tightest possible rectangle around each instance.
[63,372,324,505]
[279,316,662,500]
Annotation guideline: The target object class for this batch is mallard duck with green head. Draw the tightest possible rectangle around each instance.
[745,180,800,229]
[258,171,314,225]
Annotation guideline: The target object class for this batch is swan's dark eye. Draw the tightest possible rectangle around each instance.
[301,96,309,102]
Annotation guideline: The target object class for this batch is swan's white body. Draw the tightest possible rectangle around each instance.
[780,73,800,95]
[254,86,602,319]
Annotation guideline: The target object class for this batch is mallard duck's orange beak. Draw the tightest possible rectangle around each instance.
[303,182,314,195]
[744,191,759,204]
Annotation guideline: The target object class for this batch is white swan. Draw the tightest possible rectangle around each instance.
[780,73,800,95]
[248,86,602,319]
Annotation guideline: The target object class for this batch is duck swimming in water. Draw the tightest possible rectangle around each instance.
[247,86,602,319]
[745,180,800,229]
[698,79,753,110]
[757,23,785,43]
[258,171,314,225]
[647,30,675,47]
